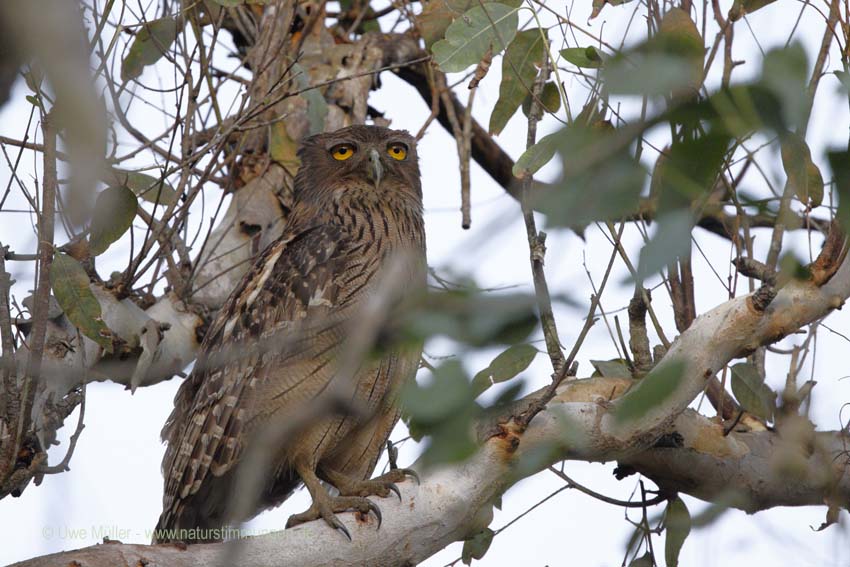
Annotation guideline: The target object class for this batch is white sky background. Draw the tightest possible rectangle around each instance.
[2,1,850,565]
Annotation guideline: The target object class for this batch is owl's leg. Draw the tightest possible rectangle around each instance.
[285,459,382,539]
[320,466,419,502]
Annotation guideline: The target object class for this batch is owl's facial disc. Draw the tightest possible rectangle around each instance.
[367,148,384,189]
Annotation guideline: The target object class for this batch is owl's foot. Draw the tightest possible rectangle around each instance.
[285,494,382,540]
[323,467,420,502]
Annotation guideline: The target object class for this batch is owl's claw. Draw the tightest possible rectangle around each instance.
[332,517,352,541]
[386,482,401,501]
[397,468,420,485]
[368,500,383,528]
[286,495,381,537]
[322,466,418,501]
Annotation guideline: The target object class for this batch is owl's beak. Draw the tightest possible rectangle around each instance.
[367,148,384,189]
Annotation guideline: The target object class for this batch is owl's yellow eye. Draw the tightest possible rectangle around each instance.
[387,144,408,161]
[331,144,355,161]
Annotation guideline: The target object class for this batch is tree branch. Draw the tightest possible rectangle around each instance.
[13,244,850,566]
[12,383,848,567]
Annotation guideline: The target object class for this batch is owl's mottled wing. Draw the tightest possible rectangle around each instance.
[158,221,365,527]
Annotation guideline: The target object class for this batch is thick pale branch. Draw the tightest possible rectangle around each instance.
[12,378,849,567]
[600,245,850,445]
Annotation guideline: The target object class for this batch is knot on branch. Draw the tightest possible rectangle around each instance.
[531,232,547,264]
[733,257,776,284]
[809,222,848,286]
[628,288,652,374]
[734,257,778,312]
[750,284,778,312]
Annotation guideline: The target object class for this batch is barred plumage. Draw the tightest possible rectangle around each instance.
[155,125,426,542]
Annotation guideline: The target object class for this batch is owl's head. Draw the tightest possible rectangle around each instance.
[295,125,421,205]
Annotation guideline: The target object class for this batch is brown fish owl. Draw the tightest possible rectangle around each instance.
[155,125,426,541]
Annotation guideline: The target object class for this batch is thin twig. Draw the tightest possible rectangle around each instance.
[548,466,668,508]
[519,52,565,374]
[15,113,58,456]
[460,86,476,229]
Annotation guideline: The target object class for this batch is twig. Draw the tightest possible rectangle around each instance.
[605,221,672,348]
[0,242,19,484]
[799,0,840,137]
[519,51,565,374]
[518,223,625,427]
[39,332,86,477]
[0,244,15,399]
[15,112,58,457]
[547,466,668,508]
[460,86,476,229]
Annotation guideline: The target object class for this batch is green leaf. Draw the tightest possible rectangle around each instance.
[121,17,180,82]
[777,252,811,283]
[560,46,604,69]
[292,63,328,135]
[704,84,784,137]
[636,210,694,282]
[522,81,562,116]
[24,64,44,93]
[730,362,776,420]
[654,128,731,213]
[605,9,703,97]
[512,132,560,178]
[760,43,809,130]
[729,0,778,21]
[404,360,474,424]
[489,29,546,136]
[656,8,704,60]
[89,186,138,256]
[665,496,692,567]
[590,359,632,378]
[50,252,113,353]
[827,150,850,229]
[613,360,685,425]
[628,552,654,567]
[472,343,537,396]
[835,70,850,92]
[691,501,730,527]
[402,290,539,347]
[212,0,246,6]
[109,169,177,206]
[431,3,519,73]
[462,528,494,564]
[605,53,698,96]
[402,360,479,467]
[780,133,824,208]
[418,0,475,49]
[535,122,644,228]
[419,0,522,49]
[591,0,636,18]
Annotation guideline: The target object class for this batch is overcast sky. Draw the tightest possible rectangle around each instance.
[1,2,850,566]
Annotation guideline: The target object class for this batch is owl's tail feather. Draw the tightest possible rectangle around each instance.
[152,467,301,544]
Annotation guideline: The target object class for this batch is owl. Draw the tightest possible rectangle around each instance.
[155,125,426,542]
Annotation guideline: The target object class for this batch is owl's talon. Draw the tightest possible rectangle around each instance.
[286,494,383,538]
[387,482,401,501]
[401,468,420,485]
[367,500,382,529]
[384,467,419,486]
[333,519,352,541]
